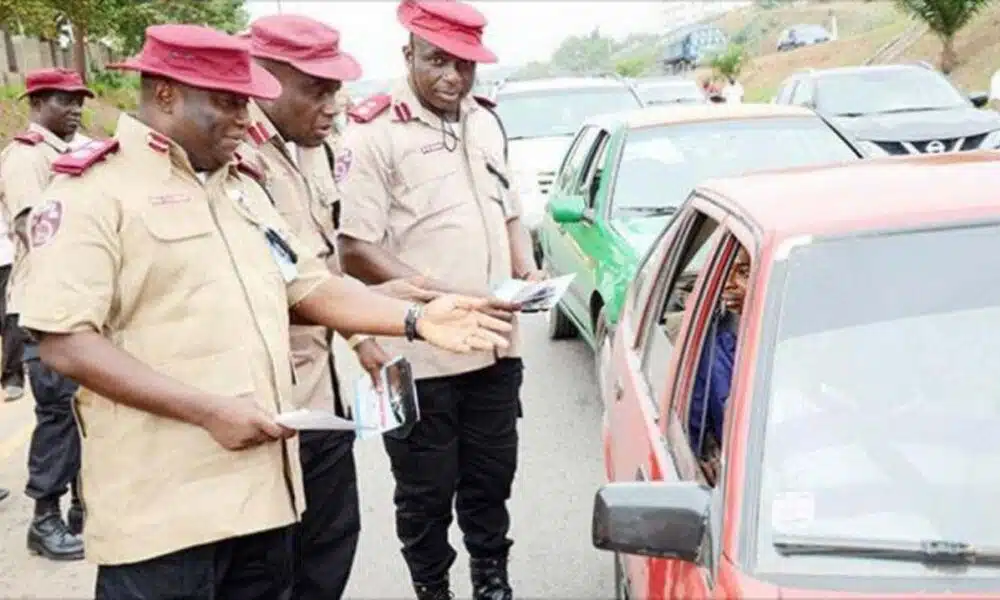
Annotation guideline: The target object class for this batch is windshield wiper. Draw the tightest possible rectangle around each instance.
[616,206,678,217]
[508,133,574,141]
[773,533,1000,566]
[872,106,951,115]
[834,112,865,117]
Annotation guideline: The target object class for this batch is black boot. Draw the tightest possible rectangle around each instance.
[414,578,453,600]
[471,558,512,600]
[27,502,84,561]
[67,501,84,536]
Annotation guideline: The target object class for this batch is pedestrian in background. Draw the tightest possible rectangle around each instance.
[338,1,543,598]
[0,67,92,562]
[17,23,513,600]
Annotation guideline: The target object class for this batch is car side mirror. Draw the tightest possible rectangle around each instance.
[969,91,989,108]
[549,195,586,224]
[592,481,711,562]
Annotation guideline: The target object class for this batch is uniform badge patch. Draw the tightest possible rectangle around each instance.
[29,200,63,248]
[421,142,445,154]
[334,149,353,183]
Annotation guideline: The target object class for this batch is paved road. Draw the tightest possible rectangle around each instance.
[0,314,613,598]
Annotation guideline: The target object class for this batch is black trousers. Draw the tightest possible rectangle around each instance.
[0,265,25,388]
[95,525,295,600]
[292,429,360,600]
[383,358,523,584]
[23,342,82,504]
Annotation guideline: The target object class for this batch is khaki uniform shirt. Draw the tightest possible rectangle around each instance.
[0,123,69,314]
[338,83,522,380]
[18,113,331,566]
[241,102,346,413]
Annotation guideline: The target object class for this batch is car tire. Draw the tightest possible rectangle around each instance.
[544,260,578,340]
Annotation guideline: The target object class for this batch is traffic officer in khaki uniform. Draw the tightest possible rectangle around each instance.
[18,23,513,600]
[241,15,437,599]
[0,67,92,561]
[338,2,544,599]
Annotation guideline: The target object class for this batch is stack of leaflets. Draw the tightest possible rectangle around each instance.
[275,356,420,439]
[492,273,575,313]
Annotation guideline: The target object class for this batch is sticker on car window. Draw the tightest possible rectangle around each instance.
[771,491,815,530]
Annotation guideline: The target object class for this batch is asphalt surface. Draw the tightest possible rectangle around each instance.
[0,314,613,598]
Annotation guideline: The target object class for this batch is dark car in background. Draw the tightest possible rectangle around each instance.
[776,24,832,52]
[773,64,999,156]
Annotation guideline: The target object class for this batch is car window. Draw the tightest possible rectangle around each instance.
[638,209,721,414]
[495,86,641,140]
[775,78,799,104]
[814,68,969,116]
[639,81,706,105]
[579,132,612,208]
[553,126,600,197]
[610,118,858,217]
[789,79,814,106]
[752,223,1000,586]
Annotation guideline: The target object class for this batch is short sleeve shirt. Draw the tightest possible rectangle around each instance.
[338,84,522,379]
[18,113,330,566]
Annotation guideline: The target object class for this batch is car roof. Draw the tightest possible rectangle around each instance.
[496,77,630,94]
[585,103,816,130]
[799,63,927,78]
[699,152,1000,240]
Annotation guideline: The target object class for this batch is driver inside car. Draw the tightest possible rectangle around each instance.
[688,246,749,484]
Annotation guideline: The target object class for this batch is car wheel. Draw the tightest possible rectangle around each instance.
[544,261,578,340]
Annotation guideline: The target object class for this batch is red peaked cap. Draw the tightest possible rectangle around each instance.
[20,68,94,99]
[398,0,497,63]
[248,15,362,82]
[108,24,282,100]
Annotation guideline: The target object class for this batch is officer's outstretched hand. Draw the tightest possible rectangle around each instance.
[417,295,516,353]
[202,396,296,451]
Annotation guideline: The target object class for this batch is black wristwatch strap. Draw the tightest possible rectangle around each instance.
[404,303,423,342]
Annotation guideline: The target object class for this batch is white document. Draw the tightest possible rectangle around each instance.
[353,356,420,441]
[493,273,576,312]
[274,408,376,431]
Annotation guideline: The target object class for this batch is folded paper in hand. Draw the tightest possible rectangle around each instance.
[275,356,420,437]
[493,273,575,312]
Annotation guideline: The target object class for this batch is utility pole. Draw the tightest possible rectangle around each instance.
[276,0,283,13]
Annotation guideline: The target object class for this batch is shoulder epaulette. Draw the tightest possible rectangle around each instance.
[234,152,265,184]
[51,139,120,176]
[473,95,496,109]
[348,94,392,124]
[13,131,43,146]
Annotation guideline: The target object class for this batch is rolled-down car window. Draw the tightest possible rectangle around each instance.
[753,223,1000,592]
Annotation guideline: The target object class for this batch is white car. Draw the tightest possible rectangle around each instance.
[492,77,644,263]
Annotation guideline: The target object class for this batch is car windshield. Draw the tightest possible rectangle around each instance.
[638,82,705,105]
[754,224,1000,587]
[611,117,858,215]
[495,87,640,139]
[816,69,968,116]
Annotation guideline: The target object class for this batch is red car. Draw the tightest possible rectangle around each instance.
[591,151,1000,599]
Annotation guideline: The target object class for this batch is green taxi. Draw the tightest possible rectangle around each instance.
[537,103,864,350]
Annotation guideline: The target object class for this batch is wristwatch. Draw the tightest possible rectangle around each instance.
[404,303,424,342]
[347,334,371,350]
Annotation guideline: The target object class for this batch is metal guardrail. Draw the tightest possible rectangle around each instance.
[864,20,929,65]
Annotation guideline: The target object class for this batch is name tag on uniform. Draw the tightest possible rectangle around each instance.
[262,226,298,282]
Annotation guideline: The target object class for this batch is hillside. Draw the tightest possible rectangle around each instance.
[707,1,1000,101]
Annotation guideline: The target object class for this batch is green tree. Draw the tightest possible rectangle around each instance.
[709,44,750,81]
[614,55,653,78]
[550,28,617,75]
[894,0,995,73]
[0,0,59,37]
[110,0,249,56]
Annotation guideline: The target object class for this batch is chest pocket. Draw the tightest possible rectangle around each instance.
[396,147,462,217]
[139,199,220,287]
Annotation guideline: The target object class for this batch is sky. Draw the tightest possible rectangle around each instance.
[244,1,739,81]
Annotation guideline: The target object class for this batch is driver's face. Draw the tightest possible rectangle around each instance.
[722,248,750,315]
